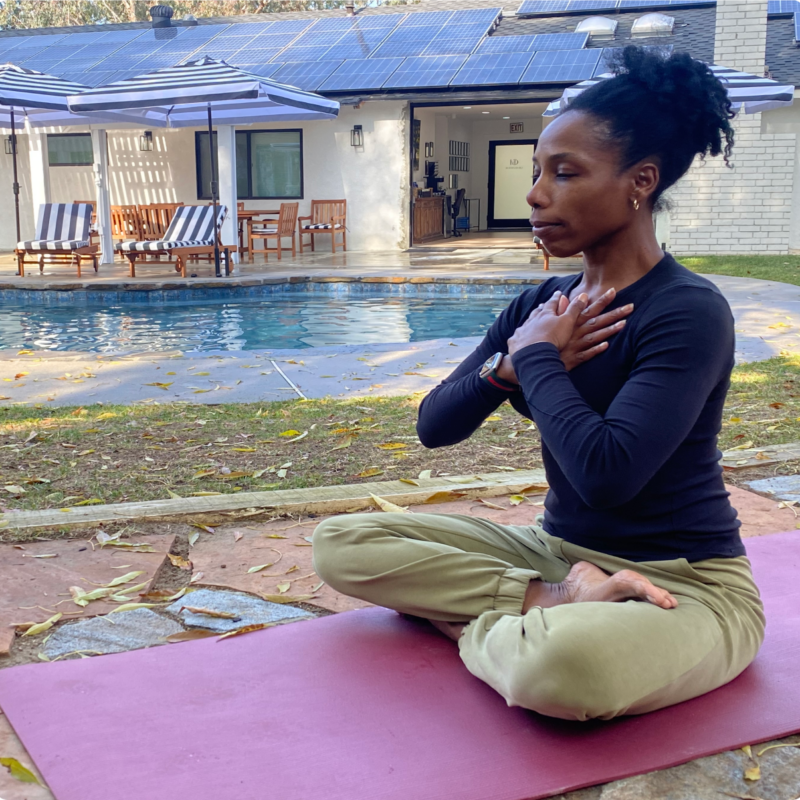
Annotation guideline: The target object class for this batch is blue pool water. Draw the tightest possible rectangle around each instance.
[0,290,517,353]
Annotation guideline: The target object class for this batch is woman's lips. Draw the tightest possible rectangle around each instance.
[532,221,562,237]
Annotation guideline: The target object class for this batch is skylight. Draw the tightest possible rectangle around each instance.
[574,16,618,38]
[631,12,675,36]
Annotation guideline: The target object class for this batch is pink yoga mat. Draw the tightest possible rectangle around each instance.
[1,531,799,800]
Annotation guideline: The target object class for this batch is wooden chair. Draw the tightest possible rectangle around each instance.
[249,202,298,261]
[298,199,346,254]
[16,203,98,277]
[110,205,143,246]
[139,202,183,241]
[117,204,232,278]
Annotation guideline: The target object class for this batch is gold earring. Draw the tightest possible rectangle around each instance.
[632,198,640,211]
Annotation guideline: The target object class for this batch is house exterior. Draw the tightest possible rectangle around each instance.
[0,0,797,255]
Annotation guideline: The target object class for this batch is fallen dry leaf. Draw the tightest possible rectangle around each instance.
[167,553,192,570]
[181,606,240,619]
[356,467,384,479]
[478,499,505,510]
[262,594,316,604]
[370,493,409,514]
[165,629,217,643]
[217,623,274,640]
[276,582,291,594]
[189,572,205,584]
[21,612,61,637]
[0,757,40,785]
[424,491,466,504]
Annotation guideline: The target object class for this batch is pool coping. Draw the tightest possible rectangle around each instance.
[0,275,547,294]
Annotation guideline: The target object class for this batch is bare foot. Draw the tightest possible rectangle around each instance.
[523,561,678,613]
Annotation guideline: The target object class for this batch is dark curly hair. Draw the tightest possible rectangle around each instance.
[565,46,735,209]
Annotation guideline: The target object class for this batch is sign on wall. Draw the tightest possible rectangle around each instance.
[510,122,524,133]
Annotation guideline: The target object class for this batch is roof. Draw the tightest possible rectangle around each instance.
[0,0,792,101]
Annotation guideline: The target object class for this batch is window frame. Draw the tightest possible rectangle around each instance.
[47,133,93,167]
[195,128,304,201]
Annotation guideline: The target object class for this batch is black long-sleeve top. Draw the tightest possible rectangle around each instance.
[417,253,744,562]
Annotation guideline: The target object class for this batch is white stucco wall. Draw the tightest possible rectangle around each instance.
[8,100,410,252]
[0,134,35,247]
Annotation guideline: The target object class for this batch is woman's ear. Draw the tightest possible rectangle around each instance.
[633,161,660,204]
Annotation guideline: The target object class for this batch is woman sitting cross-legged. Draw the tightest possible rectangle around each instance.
[313,46,765,722]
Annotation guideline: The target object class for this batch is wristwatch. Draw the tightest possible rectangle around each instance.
[479,352,519,392]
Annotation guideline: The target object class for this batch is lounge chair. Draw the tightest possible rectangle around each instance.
[298,199,346,254]
[16,203,98,277]
[116,204,229,278]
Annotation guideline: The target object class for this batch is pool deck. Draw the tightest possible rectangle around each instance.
[3,246,800,407]
[0,247,581,292]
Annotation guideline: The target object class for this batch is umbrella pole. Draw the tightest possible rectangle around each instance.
[11,108,20,274]
[207,105,221,277]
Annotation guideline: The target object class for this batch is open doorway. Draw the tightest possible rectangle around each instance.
[487,139,536,229]
[409,101,548,248]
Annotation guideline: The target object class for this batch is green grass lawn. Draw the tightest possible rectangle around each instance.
[680,254,800,286]
[1,354,799,515]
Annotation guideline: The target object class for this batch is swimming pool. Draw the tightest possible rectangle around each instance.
[0,285,528,353]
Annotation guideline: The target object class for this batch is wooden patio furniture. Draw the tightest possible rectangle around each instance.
[16,203,98,278]
[117,204,232,278]
[298,199,346,254]
[139,202,183,241]
[110,205,143,246]
[248,202,298,261]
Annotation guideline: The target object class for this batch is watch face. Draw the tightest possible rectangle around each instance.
[480,352,502,378]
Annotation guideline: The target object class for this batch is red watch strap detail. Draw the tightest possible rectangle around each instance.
[486,374,516,392]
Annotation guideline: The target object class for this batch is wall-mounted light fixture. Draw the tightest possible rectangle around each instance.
[139,130,154,151]
[350,124,363,147]
[4,134,16,155]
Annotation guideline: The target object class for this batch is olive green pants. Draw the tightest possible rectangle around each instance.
[312,512,765,722]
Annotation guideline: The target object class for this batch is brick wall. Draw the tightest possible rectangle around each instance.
[669,0,797,254]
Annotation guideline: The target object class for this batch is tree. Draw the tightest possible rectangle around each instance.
[0,0,410,30]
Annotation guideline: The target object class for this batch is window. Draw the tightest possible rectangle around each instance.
[196,129,303,200]
[47,133,93,166]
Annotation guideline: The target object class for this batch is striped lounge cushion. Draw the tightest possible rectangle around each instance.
[114,204,227,253]
[117,239,212,253]
[17,239,90,251]
[302,223,343,230]
[18,203,93,251]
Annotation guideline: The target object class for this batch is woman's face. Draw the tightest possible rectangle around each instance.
[527,110,640,258]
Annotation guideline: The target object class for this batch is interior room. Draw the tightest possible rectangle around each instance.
[410,101,548,248]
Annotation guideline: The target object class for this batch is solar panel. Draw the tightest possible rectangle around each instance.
[535,32,589,49]
[593,44,672,75]
[382,54,467,88]
[324,41,382,60]
[476,35,539,53]
[226,46,285,64]
[451,51,535,85]
[176,24,231,39]
[269,59,344,91]
[567,0,617,10]
[57,31,109,46]
[243,63,283,79]
[422,36,487,56]
[276,45,333,63]
[219,22,275,35]
[320,57,404,91]
[93,30,145,43]
[516,1,572,14]
[449,8,502,24]
[247,32,303,48]
[372,35,436,59]
[400,11,454,26]
[269,20,315,33]
[313,17,359,31]
[767,0,800,12]
[796,11,800,40]
[351,14,407,28]
[521,48,601,82]
[617,0,712,6]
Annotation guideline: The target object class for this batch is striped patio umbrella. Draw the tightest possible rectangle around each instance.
[68,57,340,275]
[543,64,795,117]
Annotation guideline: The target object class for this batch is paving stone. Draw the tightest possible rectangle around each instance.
[0,534,175,657]
[43,608,183,659]
[0,709,53,800]
[746,474,800,503]
[189,522,373,613]
[167,587,310,632]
